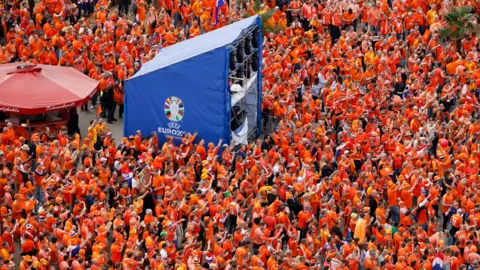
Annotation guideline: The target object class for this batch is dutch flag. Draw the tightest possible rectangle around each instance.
[212,0,226,25]
[432,254,445,270]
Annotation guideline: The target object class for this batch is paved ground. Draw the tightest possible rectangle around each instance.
[78,107,125,141]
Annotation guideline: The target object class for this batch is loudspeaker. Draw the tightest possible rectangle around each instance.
[244,35,252,55]
[252,28,259,49]
[236,44,244,63]
[251,51,258,72]
[229,49,237,71]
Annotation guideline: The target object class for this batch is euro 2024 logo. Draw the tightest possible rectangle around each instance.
[160,96,185,137]
[164,96,184,122]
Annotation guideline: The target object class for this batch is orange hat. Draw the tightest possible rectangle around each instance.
[79,249,86,258]
[437,239,445,247]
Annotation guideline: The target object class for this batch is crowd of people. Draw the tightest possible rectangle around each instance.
[1,0,480,268]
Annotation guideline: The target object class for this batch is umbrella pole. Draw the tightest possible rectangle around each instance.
[26,119,31,143]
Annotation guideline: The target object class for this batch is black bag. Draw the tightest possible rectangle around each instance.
[150,20,157,29]
[41,16,48,27]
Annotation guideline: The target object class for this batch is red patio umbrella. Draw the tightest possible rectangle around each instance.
[0,63,99,115]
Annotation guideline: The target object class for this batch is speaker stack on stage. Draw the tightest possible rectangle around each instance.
[229,26,261,139]
[229,28,259,87]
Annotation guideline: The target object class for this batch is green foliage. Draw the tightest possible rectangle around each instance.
[242,0,278,33]
[440,6,478,41]
[253,0,261,12]
[260,8,277,32]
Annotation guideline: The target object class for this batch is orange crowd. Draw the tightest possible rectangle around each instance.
[1,0,480,269]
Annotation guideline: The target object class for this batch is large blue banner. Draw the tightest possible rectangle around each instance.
[125,47,229,145]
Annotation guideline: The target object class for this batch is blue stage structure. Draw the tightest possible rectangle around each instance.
[124,15,262,146]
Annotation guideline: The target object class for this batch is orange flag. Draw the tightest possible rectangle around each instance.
[96,105,102,117]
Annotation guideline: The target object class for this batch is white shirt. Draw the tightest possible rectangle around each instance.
[160,248,168,260]
[318,72,325,89]
[132,177,139,189]
[114,160,122,172]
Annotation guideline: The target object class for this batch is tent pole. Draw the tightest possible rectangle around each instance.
[226,46,233,145]
[256,17,263,138]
